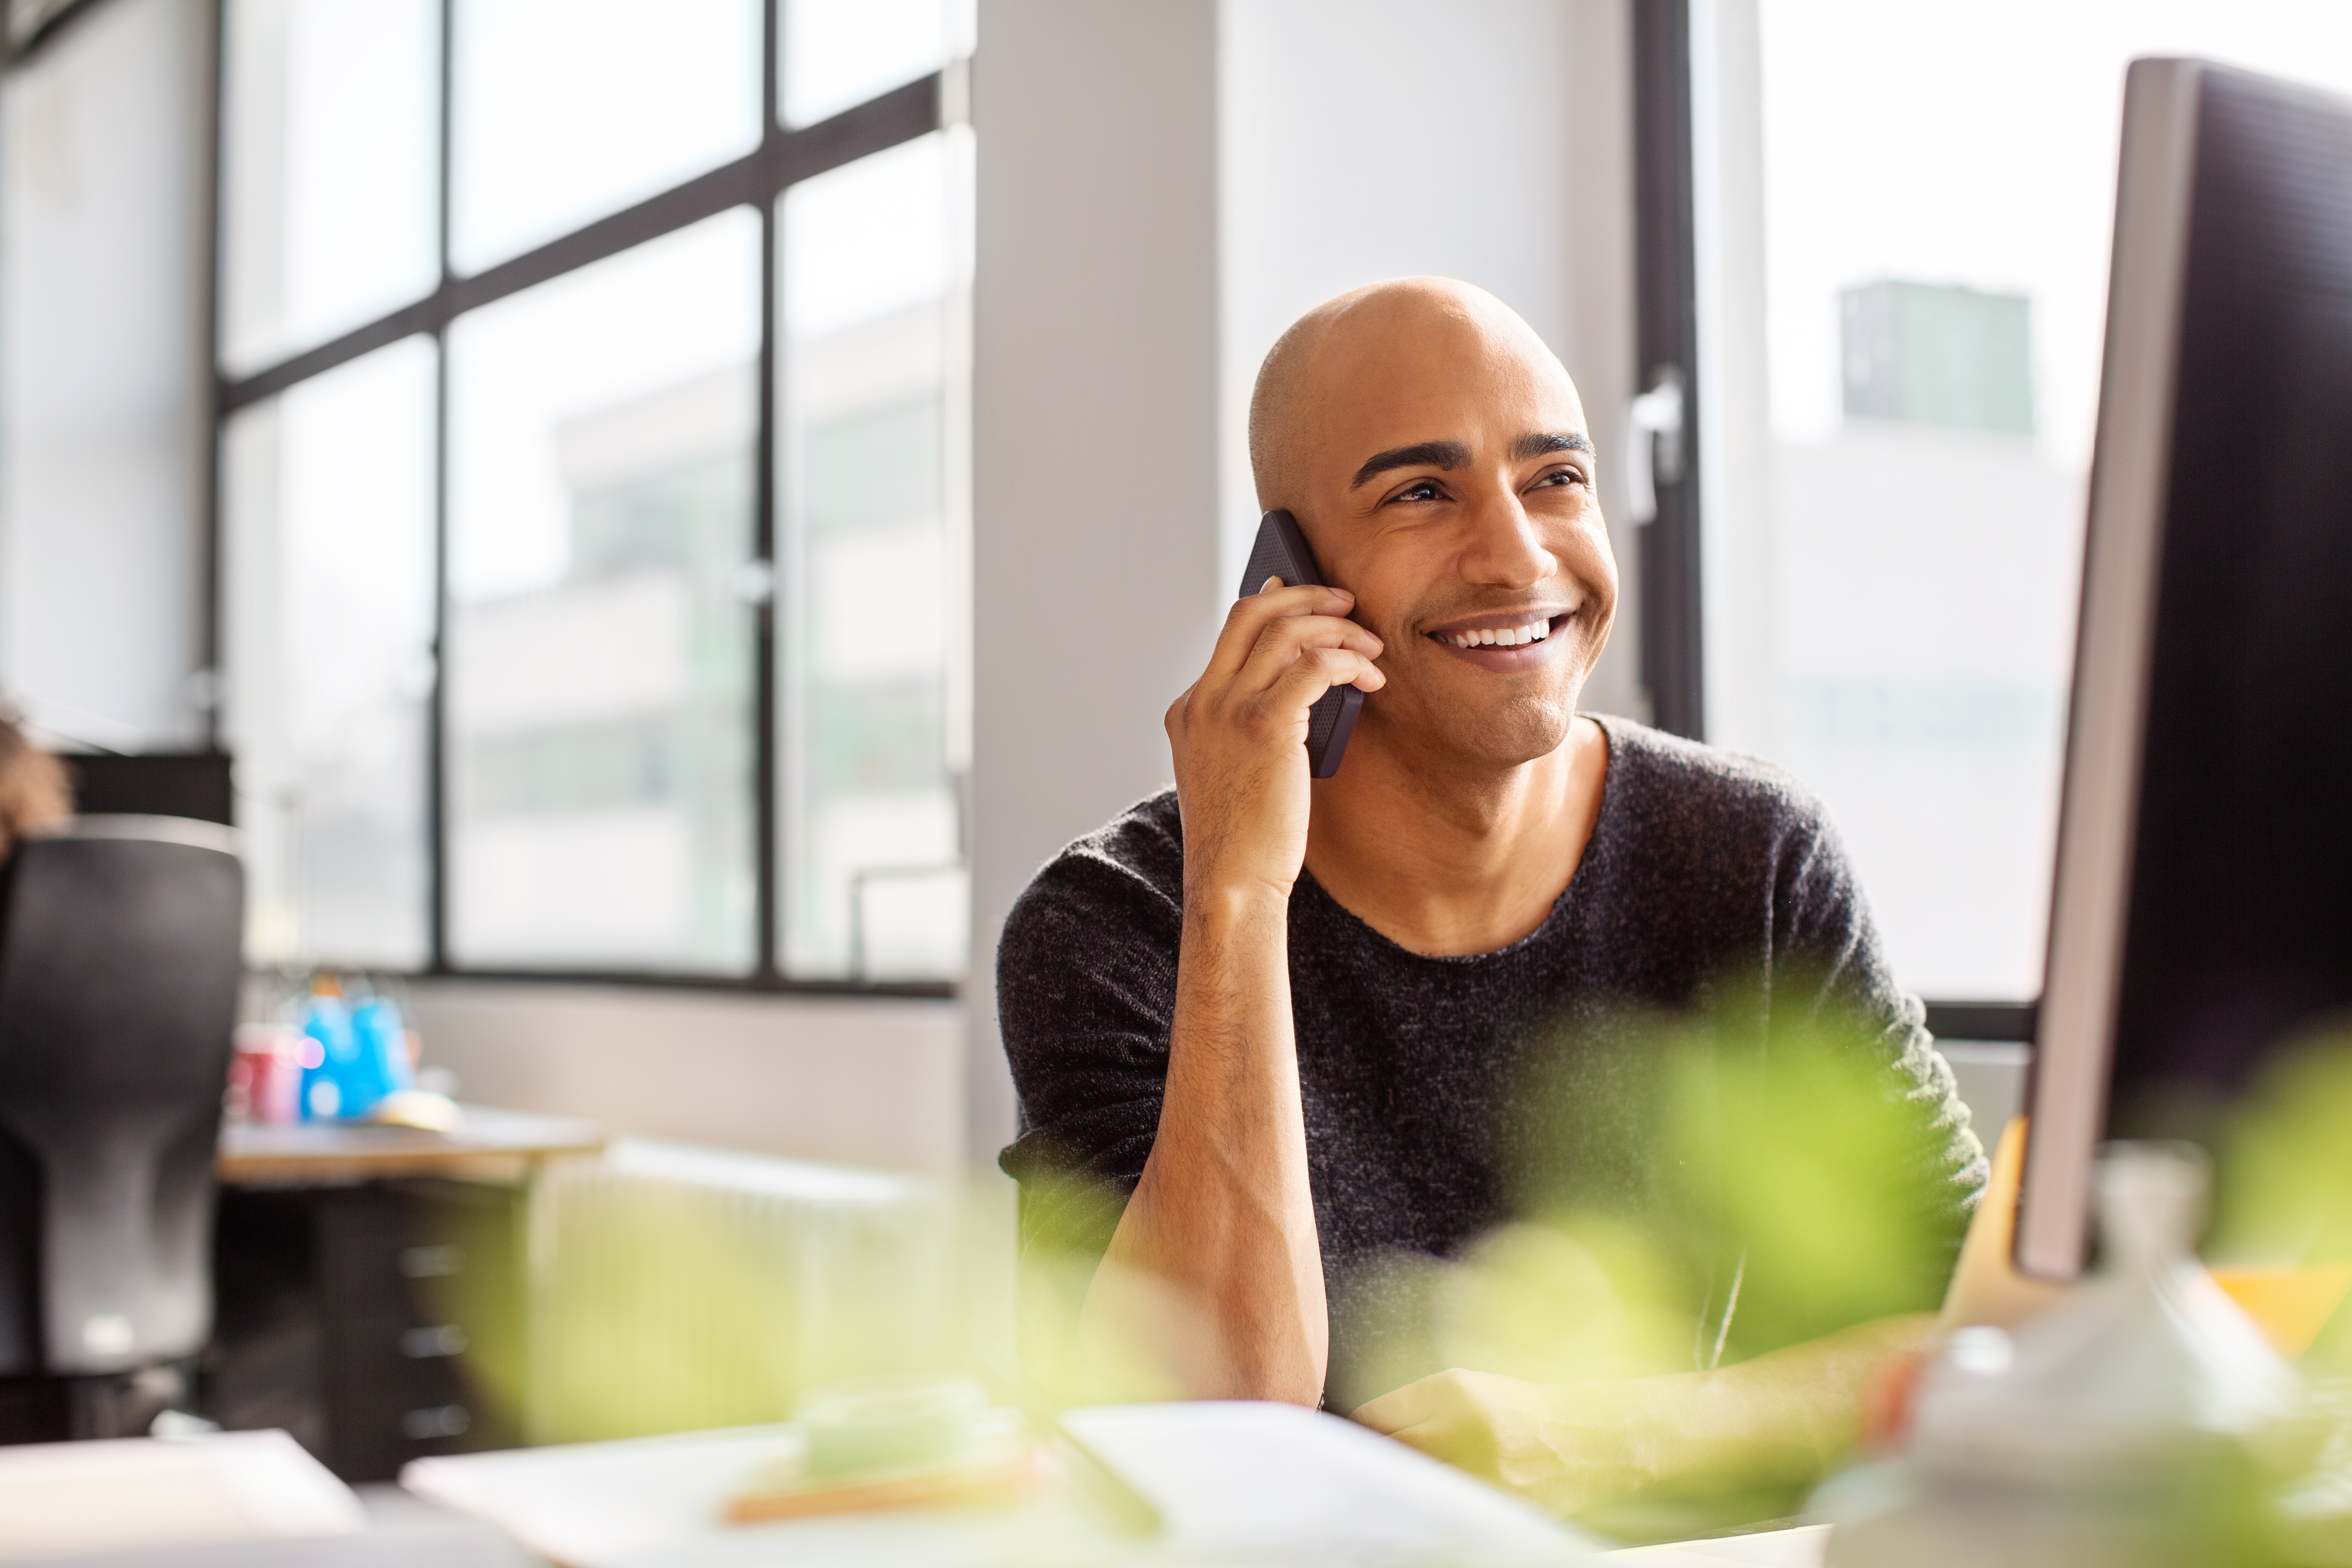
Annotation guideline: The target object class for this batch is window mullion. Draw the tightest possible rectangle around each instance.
[428,0,456,972]
[755,0,783,980]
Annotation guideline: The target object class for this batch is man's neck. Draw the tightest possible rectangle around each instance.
[1299,715,1609,958]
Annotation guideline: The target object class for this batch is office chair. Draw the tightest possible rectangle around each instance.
[0,815,242,1440]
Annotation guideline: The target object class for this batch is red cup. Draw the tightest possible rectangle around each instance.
[230,1024,309,1127]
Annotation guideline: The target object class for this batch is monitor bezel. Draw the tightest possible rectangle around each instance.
[2013,57,2205,1282]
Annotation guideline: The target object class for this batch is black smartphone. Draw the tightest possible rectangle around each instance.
[1236,510,1364,778]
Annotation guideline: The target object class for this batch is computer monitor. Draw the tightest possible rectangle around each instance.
[2017,58,2352,1281]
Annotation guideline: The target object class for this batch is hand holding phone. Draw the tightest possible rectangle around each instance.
[1236,511,1365,777]
[1165,515,1378,902]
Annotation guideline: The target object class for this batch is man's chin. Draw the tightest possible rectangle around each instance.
[1396,688,1583,773]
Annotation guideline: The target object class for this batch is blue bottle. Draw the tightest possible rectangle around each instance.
[351,995,412,1108]
[299,990,358,1121]
[300,983,399,1121]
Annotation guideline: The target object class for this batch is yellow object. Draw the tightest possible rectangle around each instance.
[2210,1265,2352,1359]
[1943,1119,2352,1360]
[1938,1118,2071,1332]
[726,1441,1038,1525]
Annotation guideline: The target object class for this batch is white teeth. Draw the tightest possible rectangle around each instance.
[1441,619,1555,649]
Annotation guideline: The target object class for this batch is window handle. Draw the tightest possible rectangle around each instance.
[1623,365,1686,525]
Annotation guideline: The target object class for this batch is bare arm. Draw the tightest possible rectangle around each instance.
[1078,582,1383,1405]
[1088,882,1324,1401]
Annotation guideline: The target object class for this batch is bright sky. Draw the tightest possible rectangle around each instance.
[1759,0,2352,469]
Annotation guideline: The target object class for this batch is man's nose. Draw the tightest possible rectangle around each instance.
[1456,488,1558,590]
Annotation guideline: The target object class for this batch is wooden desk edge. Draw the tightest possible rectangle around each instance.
[216,1111,608,1187]
[215,1144,605,1187]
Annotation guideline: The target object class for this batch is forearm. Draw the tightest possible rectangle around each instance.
[1083,887,1327,1403]
[1360,1314,1938,1518]
[1621,1312,1939,1495]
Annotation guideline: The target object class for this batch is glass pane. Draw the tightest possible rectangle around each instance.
[1,0,210,751]
[451,0,760,275]
[778,129,972,980]
[223,336,436,968]
[782,0,972,128]
[446,209,762,971]
[219,0,439,376]
[1707,1,2352,1000]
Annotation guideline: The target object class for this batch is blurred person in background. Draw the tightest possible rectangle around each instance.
[0,715,72,860]
[997,278,1985,1526]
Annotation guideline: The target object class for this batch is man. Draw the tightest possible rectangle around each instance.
[997,278,1984,1514]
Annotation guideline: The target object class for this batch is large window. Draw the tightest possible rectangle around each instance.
[442,211,763,971]
[217,0,974,987]
[1642,1,2352,1029]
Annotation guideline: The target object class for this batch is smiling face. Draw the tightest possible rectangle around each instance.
[1252,280,1619,772]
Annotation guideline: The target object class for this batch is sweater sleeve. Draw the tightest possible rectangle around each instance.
[1767,793,1991,1307]
[994,803,1185,1260]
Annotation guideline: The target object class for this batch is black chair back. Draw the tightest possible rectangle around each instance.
[0,817,241,1377]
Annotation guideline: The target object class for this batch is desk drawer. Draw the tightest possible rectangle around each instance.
[209,1180,524,1483]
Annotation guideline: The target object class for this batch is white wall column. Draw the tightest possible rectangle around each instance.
[1,0,215,751]
[966,0,1225,1168]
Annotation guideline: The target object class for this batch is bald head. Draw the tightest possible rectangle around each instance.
[1230,276,1615,774]
[1247,278,1578,511]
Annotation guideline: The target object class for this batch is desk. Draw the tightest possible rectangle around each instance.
[404,1401,1833,1568]
[406,1400,1598,1567]
[208,1108,607,1485]
[217,1106,607,1188]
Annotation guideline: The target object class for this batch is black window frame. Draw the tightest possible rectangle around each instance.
[48,0,965,998]
[1631,1,2031,1044]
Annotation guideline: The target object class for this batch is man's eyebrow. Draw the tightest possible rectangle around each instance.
[1514,430,1594,460]
[1349,440,1472,490]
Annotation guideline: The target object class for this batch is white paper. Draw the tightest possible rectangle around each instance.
[405,1400,1603,1568]
[1600,1524,1831,1566]
[0,1429,363,1560]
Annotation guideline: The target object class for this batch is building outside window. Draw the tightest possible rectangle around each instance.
[1675,0,2352,1015]
[211,0,974,987]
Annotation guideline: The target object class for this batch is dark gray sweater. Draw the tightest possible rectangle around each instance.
[997,715,1986,1401]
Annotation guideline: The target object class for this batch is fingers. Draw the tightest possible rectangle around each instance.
[1262,649,1384,723]
[1234,615,1384,699]
[1203,584,1365,686]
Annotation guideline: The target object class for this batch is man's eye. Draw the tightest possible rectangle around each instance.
[1393,480,1444,503]
[1532,467,1588,489]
